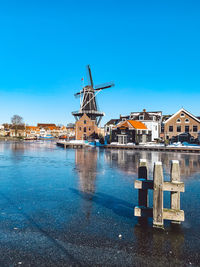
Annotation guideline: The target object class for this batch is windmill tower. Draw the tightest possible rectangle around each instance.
[72,65,114,126]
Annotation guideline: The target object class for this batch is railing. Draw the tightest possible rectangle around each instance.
[72,110,105,115]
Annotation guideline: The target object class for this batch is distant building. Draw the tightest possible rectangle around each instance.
[111,120,151,144]
[104,119,120,137]
[10,125,26,137]
[26,126,40,137]
[106,109,162,142]
[128,109,162,141]
[163,108,200,141]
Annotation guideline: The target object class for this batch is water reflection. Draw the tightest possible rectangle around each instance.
[74,148,98,220]
[104,149,200,179]
[10,142,25,161]
[75,148,98,195]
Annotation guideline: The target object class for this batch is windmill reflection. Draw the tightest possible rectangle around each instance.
[75,148,98,220]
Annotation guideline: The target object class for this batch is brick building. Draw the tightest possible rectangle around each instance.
[163,108,200,140]
[75,114,99,140]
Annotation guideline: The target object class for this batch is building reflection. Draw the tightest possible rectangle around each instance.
[75,148,98,195]
[104,149,200,179]
[75,148,98,220]
[10,142,25,162]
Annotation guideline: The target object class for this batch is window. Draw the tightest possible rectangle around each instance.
[177,126,181,132]
[121,130,125,134]
[139,115,144,120]
[169,126,173,132]
[176,119,181,123]
[180,113,185,117]
[89,127,91,131]
[193,126,198,132]
[185,126,189,132]
[79,127,81,131]
[185,118,189,123]
[84,120,87,124]
[84,127,86,132]
[107,127,109,132]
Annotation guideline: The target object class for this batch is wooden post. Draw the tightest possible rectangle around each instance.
[138,159,148,224]
[170,160,181,224]
[153,162,164,228]
[138,159,148,207]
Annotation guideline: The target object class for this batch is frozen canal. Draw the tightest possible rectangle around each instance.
[0,141,199,266]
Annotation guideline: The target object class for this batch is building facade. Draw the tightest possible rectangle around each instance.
[163,108,200,140]
[75,114,99,140]
[116,109,162,141]
[104,119,120,138]
[111,120,152,144]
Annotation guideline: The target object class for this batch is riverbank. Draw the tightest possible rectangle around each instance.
[57,140,200,153]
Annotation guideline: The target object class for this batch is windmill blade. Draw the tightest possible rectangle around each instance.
[74,91,84,97]
[86,65,94,88]
[94,81,115,91]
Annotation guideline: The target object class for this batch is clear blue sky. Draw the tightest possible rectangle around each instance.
[0,0,200,126]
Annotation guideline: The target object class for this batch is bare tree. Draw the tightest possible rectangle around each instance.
[11,115,24,136]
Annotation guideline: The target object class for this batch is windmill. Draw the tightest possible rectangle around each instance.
[72,65,114,126]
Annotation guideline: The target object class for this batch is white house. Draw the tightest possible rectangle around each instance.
[125,109,162,141]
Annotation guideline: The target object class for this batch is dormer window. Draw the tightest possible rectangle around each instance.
[84,120,87,124]
[176,119,181,123]
[180,113,185,117]
[139,115,144,120]
[185,118,190,123]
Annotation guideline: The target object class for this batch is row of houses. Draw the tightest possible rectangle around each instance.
[0,123,75,138]
[104,108,200,145]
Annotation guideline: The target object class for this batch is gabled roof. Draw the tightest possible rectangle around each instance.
[164,108,200,124]
[115,120,147,130]
[105,119,120,125]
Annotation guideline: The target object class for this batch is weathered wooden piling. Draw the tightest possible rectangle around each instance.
[170,160,180,223]
[153,162,164,228]
[134,159,185,228]
[138,159,148,207]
